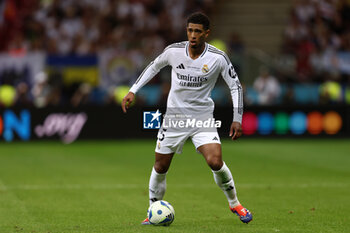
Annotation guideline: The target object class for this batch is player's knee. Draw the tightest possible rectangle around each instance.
[154,163,169,174]
[207,157,223,171]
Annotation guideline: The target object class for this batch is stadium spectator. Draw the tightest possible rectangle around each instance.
[295,35,315,81]
[294,0,316,23]
[31,71,62,107]
[253,67,281,105]
[70,83,92,107]
[15,82,32,107]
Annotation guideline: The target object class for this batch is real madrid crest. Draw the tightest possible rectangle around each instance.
[202,64,209,73]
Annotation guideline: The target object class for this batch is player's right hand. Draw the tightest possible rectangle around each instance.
[122,92,135,113]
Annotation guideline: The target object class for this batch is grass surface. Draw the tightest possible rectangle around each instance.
[0,139,349,233]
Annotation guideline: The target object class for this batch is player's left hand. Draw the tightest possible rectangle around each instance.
[122,92,135,113]
[229,122,242,140]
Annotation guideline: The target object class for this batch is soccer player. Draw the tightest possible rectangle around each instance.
[122,12,252,224]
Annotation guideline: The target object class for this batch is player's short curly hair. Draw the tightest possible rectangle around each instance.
[186,12,210,30]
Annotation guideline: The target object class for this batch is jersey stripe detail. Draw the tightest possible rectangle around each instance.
[233,88,243,120]
[238,87,243,114]
[164,46,185,52]
[136,42,186,84]
[207,48,230,65]
[200,43,208,58]
[185,42,189,57]
[167,44,186,49]
[135,61,154,84]
[165,42,186,51]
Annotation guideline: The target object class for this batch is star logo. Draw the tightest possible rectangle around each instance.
[151,109,162,122]
[143,110,162,129]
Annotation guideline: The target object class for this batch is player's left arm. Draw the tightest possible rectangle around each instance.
[220,56,244,140]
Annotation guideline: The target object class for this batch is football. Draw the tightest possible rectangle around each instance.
[148,200,175,226]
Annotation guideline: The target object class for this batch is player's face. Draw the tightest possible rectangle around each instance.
[187,23,209,49]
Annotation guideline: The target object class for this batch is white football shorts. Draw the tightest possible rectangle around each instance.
[155,128,221,154]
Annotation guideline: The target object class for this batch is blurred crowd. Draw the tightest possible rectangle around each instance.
[282,0,350,82]
[0,0,349,108]
[250,0,350,106]
[0,0,214,55]
[0,0,214,107]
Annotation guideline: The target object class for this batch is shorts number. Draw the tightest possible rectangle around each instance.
[158,128,167,141]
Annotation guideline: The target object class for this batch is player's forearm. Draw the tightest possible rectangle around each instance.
[231,88,243,123]
[129,62,159,94]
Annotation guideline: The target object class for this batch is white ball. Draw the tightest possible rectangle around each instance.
[148,200,175,226]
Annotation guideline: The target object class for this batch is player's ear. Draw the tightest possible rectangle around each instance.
[205,29,210,38]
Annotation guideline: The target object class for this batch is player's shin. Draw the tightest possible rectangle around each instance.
[212,162,240,208]
[148,167,167,206]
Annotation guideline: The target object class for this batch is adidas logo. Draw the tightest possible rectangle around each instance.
[176,63,185,69]
[212,136,218,141]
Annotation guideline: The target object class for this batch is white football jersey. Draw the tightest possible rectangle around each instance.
[129,41,243,123]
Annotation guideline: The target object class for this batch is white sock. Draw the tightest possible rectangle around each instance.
[212,162,240,208]
[149,167,167,206]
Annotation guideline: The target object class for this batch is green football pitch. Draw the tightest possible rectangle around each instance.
[0,139,349,233]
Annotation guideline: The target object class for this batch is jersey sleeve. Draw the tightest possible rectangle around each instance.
[129,48,170,94]
[220,55,244,123]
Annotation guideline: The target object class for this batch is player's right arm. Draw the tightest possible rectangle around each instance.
[122,48,170,113]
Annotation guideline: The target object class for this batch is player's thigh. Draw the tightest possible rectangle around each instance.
[197,143,222,162]
[193,132,223,170]
[154,152,174,173]
[191,131,221,155]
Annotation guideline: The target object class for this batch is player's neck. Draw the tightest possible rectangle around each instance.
[188,43,205,60]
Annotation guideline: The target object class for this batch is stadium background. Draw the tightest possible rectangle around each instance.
[0,1,349,233]
[0,0,349,142]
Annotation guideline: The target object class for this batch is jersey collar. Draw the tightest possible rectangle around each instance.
[186,42,208,59]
